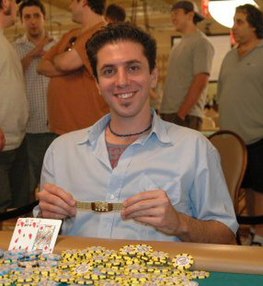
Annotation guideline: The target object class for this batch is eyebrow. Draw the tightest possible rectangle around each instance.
[100,60,142,70]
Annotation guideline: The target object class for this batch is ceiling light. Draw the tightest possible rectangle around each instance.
[208,0,257,28]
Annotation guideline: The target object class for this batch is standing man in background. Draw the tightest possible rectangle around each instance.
[14,0,56,198]
[38,0,109,135]
[0,0,29,211]
[160,0,214,130]
[218,4,263,246]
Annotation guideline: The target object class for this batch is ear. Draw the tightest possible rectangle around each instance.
[95,79,102,96]
[188,11,195,21]
[150,67,158,89]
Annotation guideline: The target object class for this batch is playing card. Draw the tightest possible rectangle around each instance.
[8,218,62,253]
[8,217,39,251]
[32,219,62,253]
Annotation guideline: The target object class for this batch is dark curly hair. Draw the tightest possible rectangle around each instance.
[86,23,157,80]
[87,0,106,15]
[18,0,46,19]
[236,4,263,39]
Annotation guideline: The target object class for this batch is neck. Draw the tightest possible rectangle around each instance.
[27,31,46,44]
[106,113,153,144]
[108,121,152,138]
[181,24,197,36]
[238,37,260,56]
[81,13,104,32]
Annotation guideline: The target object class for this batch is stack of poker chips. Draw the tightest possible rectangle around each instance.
[0,245,209,285]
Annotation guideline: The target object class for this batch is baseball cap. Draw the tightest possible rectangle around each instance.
[171,1,205,22]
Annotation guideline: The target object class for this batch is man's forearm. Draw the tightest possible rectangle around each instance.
[37,59,66,77]
[177,73,209,119]
[174,212,236,244]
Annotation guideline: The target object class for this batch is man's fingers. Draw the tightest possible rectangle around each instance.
[42,183,76,206]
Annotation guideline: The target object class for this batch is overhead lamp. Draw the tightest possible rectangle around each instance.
[208,0,257,28]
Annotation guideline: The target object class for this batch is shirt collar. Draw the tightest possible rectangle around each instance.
[16,34,31,44]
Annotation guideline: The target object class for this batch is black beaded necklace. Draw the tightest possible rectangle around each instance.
[108,122,152,137]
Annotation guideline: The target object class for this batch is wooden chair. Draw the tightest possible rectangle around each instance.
[208,130,248,243]
[209,130,263,244]
[208,130,247,213]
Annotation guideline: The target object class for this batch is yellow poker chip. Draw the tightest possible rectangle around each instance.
[172,253,194,270]
[119,245,137,257]
[191,270,210,279]
[0,278,12,286]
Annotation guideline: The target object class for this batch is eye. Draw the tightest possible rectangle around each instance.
[100,67,116,77]
[128,63,141,73]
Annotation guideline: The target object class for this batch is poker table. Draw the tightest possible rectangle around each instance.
[0,230,262,285]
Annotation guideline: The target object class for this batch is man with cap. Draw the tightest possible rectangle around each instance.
[160,0,214,130]
[0,0,29,211]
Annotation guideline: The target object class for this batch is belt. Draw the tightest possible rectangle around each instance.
[76,201,123,212]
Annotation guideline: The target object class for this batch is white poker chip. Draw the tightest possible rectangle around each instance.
[172,253,194,270]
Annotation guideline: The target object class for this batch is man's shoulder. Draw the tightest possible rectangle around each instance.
[51,128,90,149]
[160,119,208,144]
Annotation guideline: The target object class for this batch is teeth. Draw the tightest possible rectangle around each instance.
[117,93,133,99]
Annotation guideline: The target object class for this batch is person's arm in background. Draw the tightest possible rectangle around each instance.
[21,36,53,72]
[0,128,5,151]
[37,34,81,77]
[38,31,85,76]
[177,73,210,120]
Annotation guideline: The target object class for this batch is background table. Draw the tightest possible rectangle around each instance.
[0,230,262,285]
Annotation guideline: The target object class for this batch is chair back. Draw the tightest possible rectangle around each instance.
[208,130,247,212]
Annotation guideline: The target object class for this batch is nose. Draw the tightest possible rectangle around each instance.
[115,68,129,87]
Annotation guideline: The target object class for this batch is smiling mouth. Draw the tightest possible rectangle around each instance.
[116,92,134,99]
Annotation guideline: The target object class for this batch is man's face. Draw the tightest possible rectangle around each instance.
[232,11,256,44]
[171,8,191,33]
[3,0,17,27]
[69,0,83,24]
[96,41,158,119]
[21,6,45,38]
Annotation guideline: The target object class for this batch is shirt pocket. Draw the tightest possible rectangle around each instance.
[138,172,181,207]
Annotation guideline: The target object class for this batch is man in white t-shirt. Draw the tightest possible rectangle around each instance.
[0,0,29,212]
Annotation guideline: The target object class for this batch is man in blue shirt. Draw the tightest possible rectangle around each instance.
[37,23,238,244]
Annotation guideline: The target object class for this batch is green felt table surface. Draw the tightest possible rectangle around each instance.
[199,272,263,286]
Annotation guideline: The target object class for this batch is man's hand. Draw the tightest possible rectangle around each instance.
[37,183,77,219]
[22,36,53,71]
[30,36,53,58]
[121,190,181,235]
[0,128,6,151]
[122,189,236,244]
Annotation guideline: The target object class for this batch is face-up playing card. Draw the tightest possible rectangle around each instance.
[9,218,62,253]
[32,219,62,253]
[8,218,39,251]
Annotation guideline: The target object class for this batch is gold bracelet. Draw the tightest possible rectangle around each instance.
[76,201,123,212]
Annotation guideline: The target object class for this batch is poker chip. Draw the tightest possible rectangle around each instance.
[119,245,137,257]
[0,278,12,286]
[0,244,209,285]
[172,253,194,270]
[191,270,210,279]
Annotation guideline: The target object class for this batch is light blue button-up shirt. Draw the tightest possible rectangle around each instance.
[40,112,238,241]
